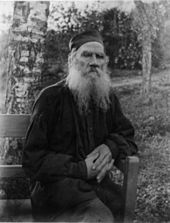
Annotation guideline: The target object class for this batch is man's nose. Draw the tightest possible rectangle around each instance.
[89,55,98,67]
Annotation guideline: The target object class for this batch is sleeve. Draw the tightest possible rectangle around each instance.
[104,94,138,162]
[22,91,87,184]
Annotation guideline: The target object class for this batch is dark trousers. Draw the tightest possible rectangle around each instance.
[31,176,123,222]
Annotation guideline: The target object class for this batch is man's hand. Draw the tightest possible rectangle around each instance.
[85,152,100,179]
[87,144,114,183]
[87,144,112,171]
[96,158,114,183]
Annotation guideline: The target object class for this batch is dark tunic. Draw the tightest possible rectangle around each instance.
[22,79,137,216]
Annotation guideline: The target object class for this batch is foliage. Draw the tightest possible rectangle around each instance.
[152,37,164,68]
[102,8,142,69]
[1,14,12,26]
[45,2,104,77]
[132,0,167,69]
[47,2,142,71]
[49,2,103,32]
[46,1,168,72]
[132,0,166,41]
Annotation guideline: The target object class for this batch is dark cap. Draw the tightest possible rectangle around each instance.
[69,30,104,51]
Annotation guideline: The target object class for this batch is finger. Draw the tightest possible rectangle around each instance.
[88,152,100,165]
[92,152,105,170]
[93,152,111,170]
[96,159,114,183]
[96,165,107,183]
[108,160,114,179]
[94,154,110,172]
[107,159,114,171]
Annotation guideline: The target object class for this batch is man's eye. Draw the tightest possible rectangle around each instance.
[82,52,92,57]
[96,54,104,59]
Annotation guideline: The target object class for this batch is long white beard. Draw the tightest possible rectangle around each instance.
[66,63,112,113]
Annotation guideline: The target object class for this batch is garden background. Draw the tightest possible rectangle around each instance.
[0,1,170,222]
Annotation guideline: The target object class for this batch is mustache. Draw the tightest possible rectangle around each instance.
[88,66,101,77]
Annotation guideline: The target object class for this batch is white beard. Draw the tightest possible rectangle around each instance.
[66,61,112,114]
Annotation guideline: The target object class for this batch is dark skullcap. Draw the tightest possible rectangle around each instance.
[69,30,104,51]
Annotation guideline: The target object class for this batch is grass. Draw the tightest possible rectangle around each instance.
[113,69,170,222]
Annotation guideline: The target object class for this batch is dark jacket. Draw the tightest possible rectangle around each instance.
[22,79,137,211]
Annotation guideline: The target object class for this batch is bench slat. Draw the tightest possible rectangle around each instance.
[0,114,30,137]
[0,165,25,178]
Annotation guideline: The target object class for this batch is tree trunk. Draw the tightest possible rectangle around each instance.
[1,1,49,165]
[134,0,152,101]
[141,31,152,100]
[5,1,50,114]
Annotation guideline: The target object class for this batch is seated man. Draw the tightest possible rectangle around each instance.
[22,30,138,222]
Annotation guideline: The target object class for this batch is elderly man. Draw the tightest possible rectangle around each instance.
[22,30,138,222]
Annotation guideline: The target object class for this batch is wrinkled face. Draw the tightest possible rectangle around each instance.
[73,42,108,81]
[67,41,111,113]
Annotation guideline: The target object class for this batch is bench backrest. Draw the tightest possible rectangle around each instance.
[0,114,30,138]
[0,114,30,178]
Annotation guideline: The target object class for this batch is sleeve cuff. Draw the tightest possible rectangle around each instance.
[77,160,87,180]
[104,139,119,159]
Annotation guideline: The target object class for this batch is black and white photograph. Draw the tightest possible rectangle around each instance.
[0,0,169,222]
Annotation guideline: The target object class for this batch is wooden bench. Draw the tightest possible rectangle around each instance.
[0,114,139,222]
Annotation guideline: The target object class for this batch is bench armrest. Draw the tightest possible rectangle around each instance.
[115,156,139,223]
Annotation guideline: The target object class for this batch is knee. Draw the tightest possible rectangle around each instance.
[82,198,114,222]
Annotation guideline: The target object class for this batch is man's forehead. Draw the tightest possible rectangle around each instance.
[77,41,105,53]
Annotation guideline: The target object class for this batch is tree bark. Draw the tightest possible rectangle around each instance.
[134,0,152,101]
[5,1,50,114]
[141,30,152,100]
[2,1,49,164]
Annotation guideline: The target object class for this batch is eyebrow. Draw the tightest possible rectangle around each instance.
[81,51,105,57]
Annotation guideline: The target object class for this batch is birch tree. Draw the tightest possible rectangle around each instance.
[2,1,49,164]
[133,0,166,100]
[5,1,49,114]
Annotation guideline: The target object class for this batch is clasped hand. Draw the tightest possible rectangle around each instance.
[85,144,114,183]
